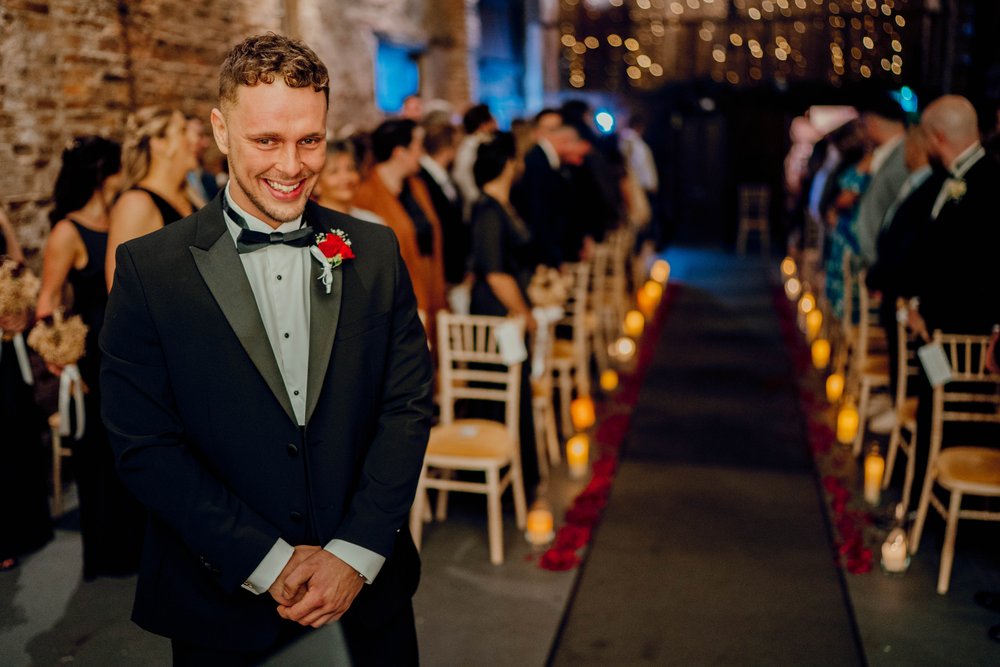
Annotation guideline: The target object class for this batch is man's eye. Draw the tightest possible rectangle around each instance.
[257,138,274,146]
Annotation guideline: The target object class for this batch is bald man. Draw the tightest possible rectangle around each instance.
[903,95,1000,338]
[898,96,1000,515]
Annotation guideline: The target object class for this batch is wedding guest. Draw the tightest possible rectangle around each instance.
[855,97,908,266]
[105,107,198,288]
[469,132,539,489]
[355,119,446,328]
[822,125,871,320]
[35,136,145,580]
[866,126,945,395]
[313,139,384,225]
[417,121,468,288]
[512,109,574,269]
[452,103,497,216]
[185,116,220,207]
[900,95,1000,513]
[0,209,52,573]
[101,33,432,663]
[400,94,424,121]
[620,114,659,250]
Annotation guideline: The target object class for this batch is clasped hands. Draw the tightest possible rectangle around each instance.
[268,545,364,628]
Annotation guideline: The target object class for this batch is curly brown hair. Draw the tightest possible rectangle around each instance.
[219,32,329,111]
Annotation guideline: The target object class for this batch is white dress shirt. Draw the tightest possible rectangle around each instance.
[930,141,986,220]
[221,186,385,594]
[419,154,458,202]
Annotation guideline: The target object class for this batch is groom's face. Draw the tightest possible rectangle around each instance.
[211,81,327,228]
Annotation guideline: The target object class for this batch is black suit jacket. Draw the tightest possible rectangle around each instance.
[867,169,946,297]
[513,144,570,268]
[906,153,1000,333]
[100,196,434,651]
[417,166,467,284]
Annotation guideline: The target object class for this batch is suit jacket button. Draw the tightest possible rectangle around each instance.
[290,511,303,523]
[286,443,299,457]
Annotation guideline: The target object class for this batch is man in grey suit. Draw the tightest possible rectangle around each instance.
[856,98,909,266]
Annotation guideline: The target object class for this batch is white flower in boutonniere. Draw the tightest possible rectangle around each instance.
[309,230,355,294]
[945,177,967,204]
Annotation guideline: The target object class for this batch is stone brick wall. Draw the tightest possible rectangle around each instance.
[0,0,472,262]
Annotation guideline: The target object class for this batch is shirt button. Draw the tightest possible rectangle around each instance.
[284,332,290,339]
[276,275,282,281]
[286,443,299,457]
[293,390,300,396]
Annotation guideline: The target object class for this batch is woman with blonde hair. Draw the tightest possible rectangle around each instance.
[105,107,198,288]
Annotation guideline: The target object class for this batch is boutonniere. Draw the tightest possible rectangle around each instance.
[945,177,967,204]
[309,230,355,294]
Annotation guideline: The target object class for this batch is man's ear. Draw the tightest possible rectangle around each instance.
[210,108,230,156]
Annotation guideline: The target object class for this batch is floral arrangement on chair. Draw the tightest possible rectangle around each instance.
[528,266,569,308]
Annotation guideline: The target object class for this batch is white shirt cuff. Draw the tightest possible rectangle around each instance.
[324,539,386,584]
[241,538,294,595]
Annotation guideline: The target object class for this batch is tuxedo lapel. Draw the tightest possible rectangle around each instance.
[189,205,297,424]
[305,204,344,423]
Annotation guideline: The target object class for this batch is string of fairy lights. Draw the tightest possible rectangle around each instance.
[560,0,912,91]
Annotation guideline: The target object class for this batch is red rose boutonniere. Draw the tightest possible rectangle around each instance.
[309,230,354,294]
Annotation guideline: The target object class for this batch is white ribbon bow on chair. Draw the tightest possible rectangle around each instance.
[530,306,564,380]
[58,363,86,440]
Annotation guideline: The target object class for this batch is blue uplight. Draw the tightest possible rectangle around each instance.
[595,110,615,134]
[891,86,918,114]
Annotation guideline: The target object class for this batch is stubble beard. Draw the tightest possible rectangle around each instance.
[233,170,314,225]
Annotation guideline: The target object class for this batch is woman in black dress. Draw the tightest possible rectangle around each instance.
[0,209,52,572]
[105,107,198,288]
[469,132,540,489]
[36,136,145,580]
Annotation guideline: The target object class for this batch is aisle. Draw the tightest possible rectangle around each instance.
[550,248,864,666]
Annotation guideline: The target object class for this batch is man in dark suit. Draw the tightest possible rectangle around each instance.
[897,95,1000,513]
[100,34,433,665]
[903,95,1000,338]
[417,121,467,288]
[512,108,574,268]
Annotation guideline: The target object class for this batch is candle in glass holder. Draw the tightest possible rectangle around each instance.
[636,288,656,318]
[880,527,910,573]
[600,369,619,392]
[643,280,664,304]
[567,434,590,479]
[811,338,831,370]
[570,396,596,431]
[826,373,845,403]
[799,292,816,315]
[837,399,859,445]
[609,336,637,365]
[805,309,823,341]
[651,259,670,284]
[623,310,645,338]
[780,256,797,278]
[525,505,555,546]
[864,445,885,506]
[785,277,802,300]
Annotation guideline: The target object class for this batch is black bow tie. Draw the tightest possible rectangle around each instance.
[222,196,314,254]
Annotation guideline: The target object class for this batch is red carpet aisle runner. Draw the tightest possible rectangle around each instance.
[772,286,875,575]
[537,283,680,571]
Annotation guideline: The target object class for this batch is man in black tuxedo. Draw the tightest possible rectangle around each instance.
[417,121,467,288]
[512,108,575,268]
[903,95,1000,338]
[897,95,1000,513]
[100,34,433,665]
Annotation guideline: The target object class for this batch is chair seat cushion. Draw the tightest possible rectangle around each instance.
[552,339,575,359]
[427,419,513,464]
[899,397,918,427]
[860,355,890,378]
[937,447,1000,496]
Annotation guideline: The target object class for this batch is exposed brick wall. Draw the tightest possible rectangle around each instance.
[1,0,473,263]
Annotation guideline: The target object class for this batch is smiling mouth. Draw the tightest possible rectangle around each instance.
[264,178,305,197]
